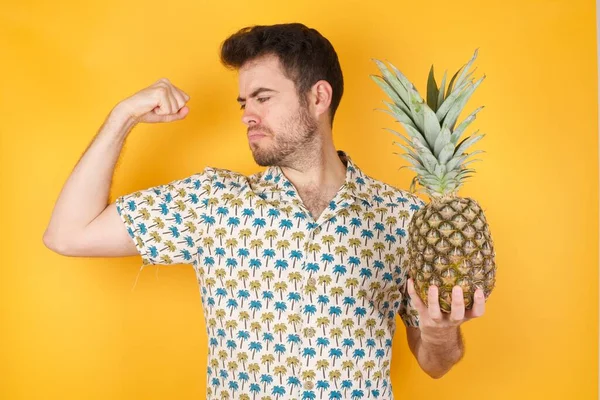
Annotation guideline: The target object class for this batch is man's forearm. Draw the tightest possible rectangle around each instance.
[416,327,464,379]
[44,108,135,242]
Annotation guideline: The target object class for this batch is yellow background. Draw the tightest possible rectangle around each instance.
[1,0,598,399]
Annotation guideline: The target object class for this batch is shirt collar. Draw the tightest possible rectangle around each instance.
[254,150,373,208]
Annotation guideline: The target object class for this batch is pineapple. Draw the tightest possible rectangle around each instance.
[371,49,496,312]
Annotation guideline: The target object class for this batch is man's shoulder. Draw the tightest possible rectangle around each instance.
[143,167,252,197]
[201,166,250,180]
[359,173,426,207]
[202,166,269,181]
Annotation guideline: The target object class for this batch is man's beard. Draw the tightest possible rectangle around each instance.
[249,104,318,167]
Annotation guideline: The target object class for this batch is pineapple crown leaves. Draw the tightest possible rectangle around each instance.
[370,49,486,198]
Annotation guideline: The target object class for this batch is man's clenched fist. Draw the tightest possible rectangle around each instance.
[114,78,190,124]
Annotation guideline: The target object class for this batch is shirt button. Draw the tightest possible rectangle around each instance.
[307,277,316,286]
[303,381,314,390]
[314,227,322,234]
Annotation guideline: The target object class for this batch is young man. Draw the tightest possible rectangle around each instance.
[44,23,484,400]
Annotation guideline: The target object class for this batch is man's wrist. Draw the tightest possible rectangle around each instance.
[105,105,138,140]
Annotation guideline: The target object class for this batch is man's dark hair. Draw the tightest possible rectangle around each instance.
[220,23,344,126]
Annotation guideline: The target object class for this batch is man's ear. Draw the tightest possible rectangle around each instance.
[310,80,333,119]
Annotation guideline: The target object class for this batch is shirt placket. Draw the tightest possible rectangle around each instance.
[297,222,324,394]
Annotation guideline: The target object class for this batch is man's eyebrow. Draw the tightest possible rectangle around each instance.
[237,88,278,103]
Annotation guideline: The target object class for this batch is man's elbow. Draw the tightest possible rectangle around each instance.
[421,350,464,379]
[424,368,449,380]
[421,363,454,379]
[43,230,74,256]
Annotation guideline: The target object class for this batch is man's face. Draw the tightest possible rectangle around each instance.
[237,54,318,167]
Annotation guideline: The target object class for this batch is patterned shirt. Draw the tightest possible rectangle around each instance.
[116,151,424,400]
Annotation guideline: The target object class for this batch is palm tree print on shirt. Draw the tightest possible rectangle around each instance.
[116,151,424,400]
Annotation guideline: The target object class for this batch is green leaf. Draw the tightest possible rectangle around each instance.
[370,76,406,111]
[462,158,483,168]
[387,62,423,103]
[427,65,439,111]
[384,128,411,144]
[454,134,485,157]
[413,140,438,174]
[423,104,441,148]
[408,166,431,176]
[375,107,414,128]
[443,170,459,181]
[464,150,485,159]
[450,106,484,145]
[419,155,438,175]
[438,142,455,165]
[384,61,427,132]
[462,151,485,167]
[454,49,479,91]
[401,121,429,148]
[406,86,425,133]
[394,142,420,161]
[433,163,446,179]
[456,168,476,179]
[435,78,471,122]
[433,126,452,158]
[422,175,442,186]
[383,101,416,127]
[372,60,411,110]
[459,67,477,89]
[437,70,448,108]
[412,135,436,158]
[400,153,426,171]
[445,154,470,172]
[446,67,462,97]
[441,76,485,131]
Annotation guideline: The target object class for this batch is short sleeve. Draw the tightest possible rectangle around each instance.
[395,193,424,327]
[115,169,213,266]
[397,259,420,327]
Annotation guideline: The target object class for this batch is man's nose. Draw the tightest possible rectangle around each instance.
[242,106,260,126]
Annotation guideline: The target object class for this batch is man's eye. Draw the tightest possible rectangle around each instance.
[240,97,269,110]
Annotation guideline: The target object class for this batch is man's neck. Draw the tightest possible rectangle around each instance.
[280,145,346,193]
[277,142,347,220]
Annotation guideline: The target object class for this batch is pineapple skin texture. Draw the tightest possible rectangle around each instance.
[406,196,496,313]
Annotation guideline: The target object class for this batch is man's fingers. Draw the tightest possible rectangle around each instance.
[466,288,486,319]
[161,106,189,122]
[154,85,175,115]
[155,81,189,115]
[177,88,190,102]
[143,106,189,123]
[171,87,188,112]
[450,286,465,323]
[427,285,442,322]
[176,106,190,118]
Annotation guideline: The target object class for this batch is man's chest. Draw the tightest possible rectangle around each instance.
[195,195,408,310]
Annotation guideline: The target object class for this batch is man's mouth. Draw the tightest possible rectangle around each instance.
[248,131,267,142]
